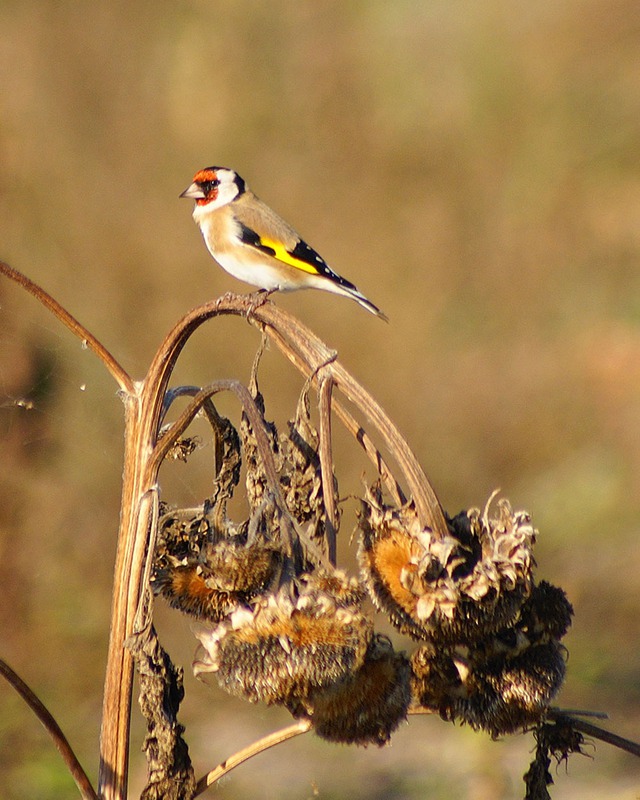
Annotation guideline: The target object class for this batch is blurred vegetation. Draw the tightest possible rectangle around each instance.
[1,1,640,798]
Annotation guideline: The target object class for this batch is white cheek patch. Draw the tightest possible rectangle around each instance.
[215,177,241,206]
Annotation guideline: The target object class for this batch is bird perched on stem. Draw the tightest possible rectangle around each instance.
[180,166,387,320]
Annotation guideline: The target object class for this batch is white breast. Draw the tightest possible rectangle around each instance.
[213,250,298,290]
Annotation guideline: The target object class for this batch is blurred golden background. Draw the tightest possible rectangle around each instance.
[2,2,640,798]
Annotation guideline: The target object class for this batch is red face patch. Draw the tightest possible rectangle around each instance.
[193,168,217,183]
[193,169,219,204]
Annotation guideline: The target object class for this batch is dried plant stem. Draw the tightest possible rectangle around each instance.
[197,711,439,794]
[99,390,153,800]
[318,373,338,563]
[193,719,312,797]
[0,658,98,800]
[0,261,133,393]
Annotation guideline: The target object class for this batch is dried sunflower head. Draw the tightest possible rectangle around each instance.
[193,575,372,706]
[410,582,571,737]
[152,564,240,622]
[153,530,282,622]
[297,635,411,747]
[359,487,536,644]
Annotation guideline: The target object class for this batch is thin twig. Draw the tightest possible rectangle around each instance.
[195,709,439,796]
[193,719,312,797]
[0,261,133,393]
[0,658,98,800]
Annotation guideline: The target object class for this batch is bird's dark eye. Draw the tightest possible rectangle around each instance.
[202,179,219,194]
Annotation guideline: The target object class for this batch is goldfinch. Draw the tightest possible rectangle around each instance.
[180,166,387,320]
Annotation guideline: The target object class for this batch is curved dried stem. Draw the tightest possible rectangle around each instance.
[0,261,133,394]
[0,658,98,800]
[193,719,312,797]
[317,372,338,564]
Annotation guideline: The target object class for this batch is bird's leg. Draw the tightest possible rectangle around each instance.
[246,288,276,318]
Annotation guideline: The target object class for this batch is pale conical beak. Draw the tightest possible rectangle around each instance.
[179,182,206,199]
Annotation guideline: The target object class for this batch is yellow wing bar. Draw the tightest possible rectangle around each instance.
[259,236,322,276]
